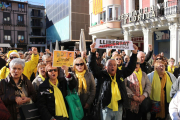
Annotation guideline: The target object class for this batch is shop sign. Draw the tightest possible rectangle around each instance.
[119,2,168,24]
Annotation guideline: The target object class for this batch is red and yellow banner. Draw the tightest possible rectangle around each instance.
[93,0,103,15]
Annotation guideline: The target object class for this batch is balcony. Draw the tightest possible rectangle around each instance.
[17,20,25,26]
[2,19,11,25]
[31,22,43,28]
[31,11,43,18]
[164,1,180,15]
[29,32,46,38]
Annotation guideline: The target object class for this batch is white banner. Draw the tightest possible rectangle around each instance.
[95,39,134,50]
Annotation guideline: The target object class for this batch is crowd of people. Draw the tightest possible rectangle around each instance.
[0,44,180,120]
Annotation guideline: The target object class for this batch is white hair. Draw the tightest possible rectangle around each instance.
[10,58,25,69]
[10,52,20,58]
[106,59,116,67]
[42,54,51,61]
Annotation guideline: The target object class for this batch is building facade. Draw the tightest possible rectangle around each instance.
[46,0,92,51]
[0,1,28,51]
[28,4,46,52]
[89,0,180,64]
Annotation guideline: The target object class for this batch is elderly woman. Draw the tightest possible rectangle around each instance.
[36,64,77,120]
[0,58,36,120]
[73,57,96,118]
[112,54,125,70]
[148,61,176,120]
[32,62,47,92]
[0,47,39,80]
[167,58,176,74]
[125,58,152,120]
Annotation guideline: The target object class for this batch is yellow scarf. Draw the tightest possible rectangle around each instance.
[150,71,172,119]
[168,65,175,74]
[107,74,121,111]
[49,80,69,118]
[39,74,45,81]
[134,69,143,95]
[118,66,122,70]
[75,70,87,94]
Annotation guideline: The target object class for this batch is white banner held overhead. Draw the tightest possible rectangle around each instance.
[95,39,134,50]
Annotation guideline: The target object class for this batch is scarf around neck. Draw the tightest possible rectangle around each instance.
[168,65,175,74]
[75,70,87,94]
[49,79,68,118]
[107,73,121,111]
[133,69,143,95]
[39,74,45,81]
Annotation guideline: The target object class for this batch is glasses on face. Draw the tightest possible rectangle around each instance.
[170,61,175,63]
[136,62,141,65]
[75,63,84,66]
[10,56,18,59]
[156,58,162,60]
[48,69,58,72]
[116,58,122,60]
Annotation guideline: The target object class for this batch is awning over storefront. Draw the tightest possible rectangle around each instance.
[0,44,11,47]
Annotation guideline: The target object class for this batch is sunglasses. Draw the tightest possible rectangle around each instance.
[75,63,84,66]
[116,58,122,60]
[10,56,18,59]
[48,69,58,72]
[156,58,162,60]
[136,62,141,64]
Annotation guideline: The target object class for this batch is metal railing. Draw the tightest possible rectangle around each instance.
[2,19,11,25]
[31,11,43,18]
[17,20,25,26]
[31,22,43,27]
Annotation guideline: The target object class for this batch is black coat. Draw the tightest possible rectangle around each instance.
[36,74,77,120]
[140,50,153,74]
[0,57,6,70]
[88,52,137,109]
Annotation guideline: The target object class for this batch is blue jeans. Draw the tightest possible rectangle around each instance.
[101,104,123,120]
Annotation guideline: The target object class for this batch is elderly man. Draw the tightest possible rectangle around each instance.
[89,43,138,120]
[123,55,130,67]
[137,44,153,74]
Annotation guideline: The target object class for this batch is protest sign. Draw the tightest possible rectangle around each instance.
[53,51,75,67]
[95,39,134,50]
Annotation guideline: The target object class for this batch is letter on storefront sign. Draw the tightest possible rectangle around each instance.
[145,7,148,13]
[151,11,156,17]
[139,9,143,14]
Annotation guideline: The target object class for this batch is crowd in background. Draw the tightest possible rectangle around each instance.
[0,44,180,120]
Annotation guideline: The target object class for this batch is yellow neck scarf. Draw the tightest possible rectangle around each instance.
[75,70,87,94]
[49,80,69,118]
[39,74,45,81]
[168,65,175,74]
[118,66,122,70]
[150,71,172,118]
[134,69,143,95]
[107,74,121,111]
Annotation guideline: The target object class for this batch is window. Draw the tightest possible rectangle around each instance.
[3,12,10,21]
[18,31,24,42]
[22,4,24,9]
[18,4,21,8]
[4,30,11,41]
[18,15,23,22]
[114,7,120,20]
[109,7,113,20]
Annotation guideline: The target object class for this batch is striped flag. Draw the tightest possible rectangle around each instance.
[93,0,103,15]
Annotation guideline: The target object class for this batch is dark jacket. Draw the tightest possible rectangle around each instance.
[89,52,137,109]
[0,74,36,120]
[36,74,77,120]
[0,57,6,70]
[140,50,153,74]
[174,67,180,78]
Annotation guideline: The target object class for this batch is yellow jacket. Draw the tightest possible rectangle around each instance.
[0,54,39,80]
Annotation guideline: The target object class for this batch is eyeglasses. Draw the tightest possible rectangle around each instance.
[156,58,162,60]
[48,69,58,72]
[170,61,175,63]
[136,62,141,65]
[75,63,84,66]
[116,58,122,60]
[10,56,18,59]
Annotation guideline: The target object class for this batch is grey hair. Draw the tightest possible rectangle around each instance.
[9,58,25,69]
[42,54,51,61]
[106,59,116,67]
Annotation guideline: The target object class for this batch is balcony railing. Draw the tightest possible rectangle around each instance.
[3,19,11,25]
[17,20,25,26]
[17,39,25,43]
[29,32,46,36]
[31,11,43,18]
[31,22,43,27]
[164,1,180,15]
